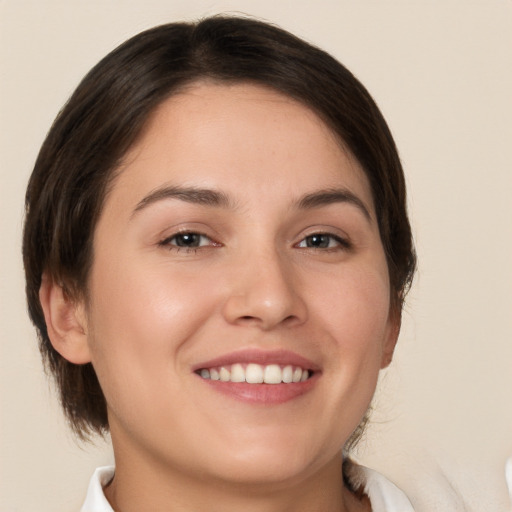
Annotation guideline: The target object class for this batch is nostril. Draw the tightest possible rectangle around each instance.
[222,290,307,329]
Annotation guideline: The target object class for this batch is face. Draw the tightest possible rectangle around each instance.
[81,83,397,486]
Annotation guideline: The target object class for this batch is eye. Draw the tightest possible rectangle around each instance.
[296,233,349,250]
[159,232,216,250]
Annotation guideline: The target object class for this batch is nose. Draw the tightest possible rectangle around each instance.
[221,248,307,330]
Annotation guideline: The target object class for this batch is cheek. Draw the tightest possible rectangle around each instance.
[312,262,391,343]
[88,255,213,338]
[309,264,391,396]
[83,256,219,398]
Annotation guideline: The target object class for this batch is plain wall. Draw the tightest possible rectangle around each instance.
[1,1,511,511]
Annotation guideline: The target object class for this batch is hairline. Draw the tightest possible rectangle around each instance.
[78,77,395,310]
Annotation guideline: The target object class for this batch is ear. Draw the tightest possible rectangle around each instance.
[380,309,401,369]
[39,273,92,364]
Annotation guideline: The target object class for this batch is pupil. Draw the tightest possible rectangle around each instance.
[307,235,329,248]
[176,233,199,247]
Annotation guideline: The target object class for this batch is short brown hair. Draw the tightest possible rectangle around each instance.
[23,15,416,439]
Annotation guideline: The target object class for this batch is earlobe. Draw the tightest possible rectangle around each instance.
[39,273,92,364]
[380,312,401,369]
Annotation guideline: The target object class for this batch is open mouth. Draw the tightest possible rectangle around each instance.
[196,363,312,384]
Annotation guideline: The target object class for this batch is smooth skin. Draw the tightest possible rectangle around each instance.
[41,83,399,511]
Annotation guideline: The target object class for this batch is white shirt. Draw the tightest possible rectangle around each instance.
[506,457,512,505]
[80,464,415,511]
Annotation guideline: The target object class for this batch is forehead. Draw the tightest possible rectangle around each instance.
[107,82,374,216]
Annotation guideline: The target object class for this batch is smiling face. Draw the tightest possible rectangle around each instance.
[79,82,397,488]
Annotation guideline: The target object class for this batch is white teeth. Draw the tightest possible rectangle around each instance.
[198,363,311,384]
[246,363,264,384]
[219,367,230,381]
[263,364,282,384]
[230,363,245,382]
[282,365,293,383]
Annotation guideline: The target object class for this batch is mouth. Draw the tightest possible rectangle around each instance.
[196,363,311,384]
[192,349,319,404]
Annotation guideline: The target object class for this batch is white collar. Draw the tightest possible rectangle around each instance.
[80,466,114,512]
[344,460,415,511]
[80,463,415,512]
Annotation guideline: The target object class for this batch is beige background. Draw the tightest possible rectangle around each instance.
[1,1,511,511]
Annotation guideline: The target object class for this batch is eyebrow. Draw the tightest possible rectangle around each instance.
[297,188,372,221]
[132,184,371,221]
[132,185,234,216]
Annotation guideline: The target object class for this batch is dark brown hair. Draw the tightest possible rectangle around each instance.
[23,15,416,439]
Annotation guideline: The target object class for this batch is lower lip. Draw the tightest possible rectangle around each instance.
[198,374,318,404]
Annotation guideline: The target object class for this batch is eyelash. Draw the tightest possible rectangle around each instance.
[158,231,351,254]
[158,231,218,253]
[295,233,351,251]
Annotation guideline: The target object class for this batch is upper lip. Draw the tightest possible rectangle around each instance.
[192,349,320,372]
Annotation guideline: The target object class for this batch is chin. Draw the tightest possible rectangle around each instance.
[197,429,340,487]
[207,454,318,487]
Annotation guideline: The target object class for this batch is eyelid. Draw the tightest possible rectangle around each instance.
[158,228,222,250]
[295,232,351,250]
[294,225,352,248]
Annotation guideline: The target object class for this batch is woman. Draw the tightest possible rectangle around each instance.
[23,16,416,511]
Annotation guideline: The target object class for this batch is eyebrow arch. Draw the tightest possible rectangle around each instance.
[297,188,372,221]
[132,184,371,221]
[132,185,234,217]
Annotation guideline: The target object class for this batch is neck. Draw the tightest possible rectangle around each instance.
[104,448,369,512]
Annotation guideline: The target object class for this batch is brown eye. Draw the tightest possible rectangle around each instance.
[160,232,213,249]
[305,234,331,248]
[298,233,348,249]
[172,233,203,247]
